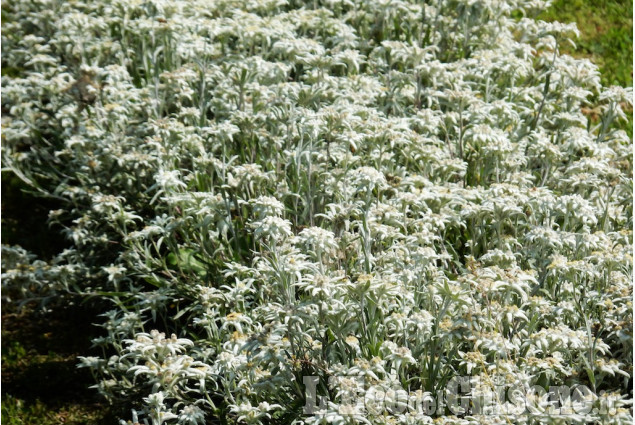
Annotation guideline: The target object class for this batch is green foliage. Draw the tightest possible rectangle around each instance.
[1,395,107,425]
[539,0,632,87]
[0,305,118,425]
[1,0,632,423]
[539,0,633,139]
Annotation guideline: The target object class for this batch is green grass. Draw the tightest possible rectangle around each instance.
[539,0,633,88]
[539,0,632,138]
[1,304,119,425]
[1,395,108,425]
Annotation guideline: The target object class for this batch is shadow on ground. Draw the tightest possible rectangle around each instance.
[1,301,121,425]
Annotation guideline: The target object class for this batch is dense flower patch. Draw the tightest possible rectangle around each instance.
[2,0,632,423]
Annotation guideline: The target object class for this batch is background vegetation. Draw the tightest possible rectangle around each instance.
[539,0,632,88]
[1,0,632,422]
[539,0,633,138]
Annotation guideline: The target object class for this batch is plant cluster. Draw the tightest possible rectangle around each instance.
[1,0,632,423]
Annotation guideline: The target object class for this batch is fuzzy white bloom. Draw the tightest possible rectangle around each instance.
[178,405,206,425]
[349,166,387,195]
[3,0,632,421]
[250,216,293,241]
[296,226,338,261]
[155,170,187,190]
[250,196,285,219]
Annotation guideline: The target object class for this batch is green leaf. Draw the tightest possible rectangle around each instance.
[167,248,207,276]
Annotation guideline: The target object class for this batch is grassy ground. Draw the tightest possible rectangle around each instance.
[1,1,632,423]
[539,0,632,88]
[1,302,119,425]
[1,178,119,424]
[538,0,633,138]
